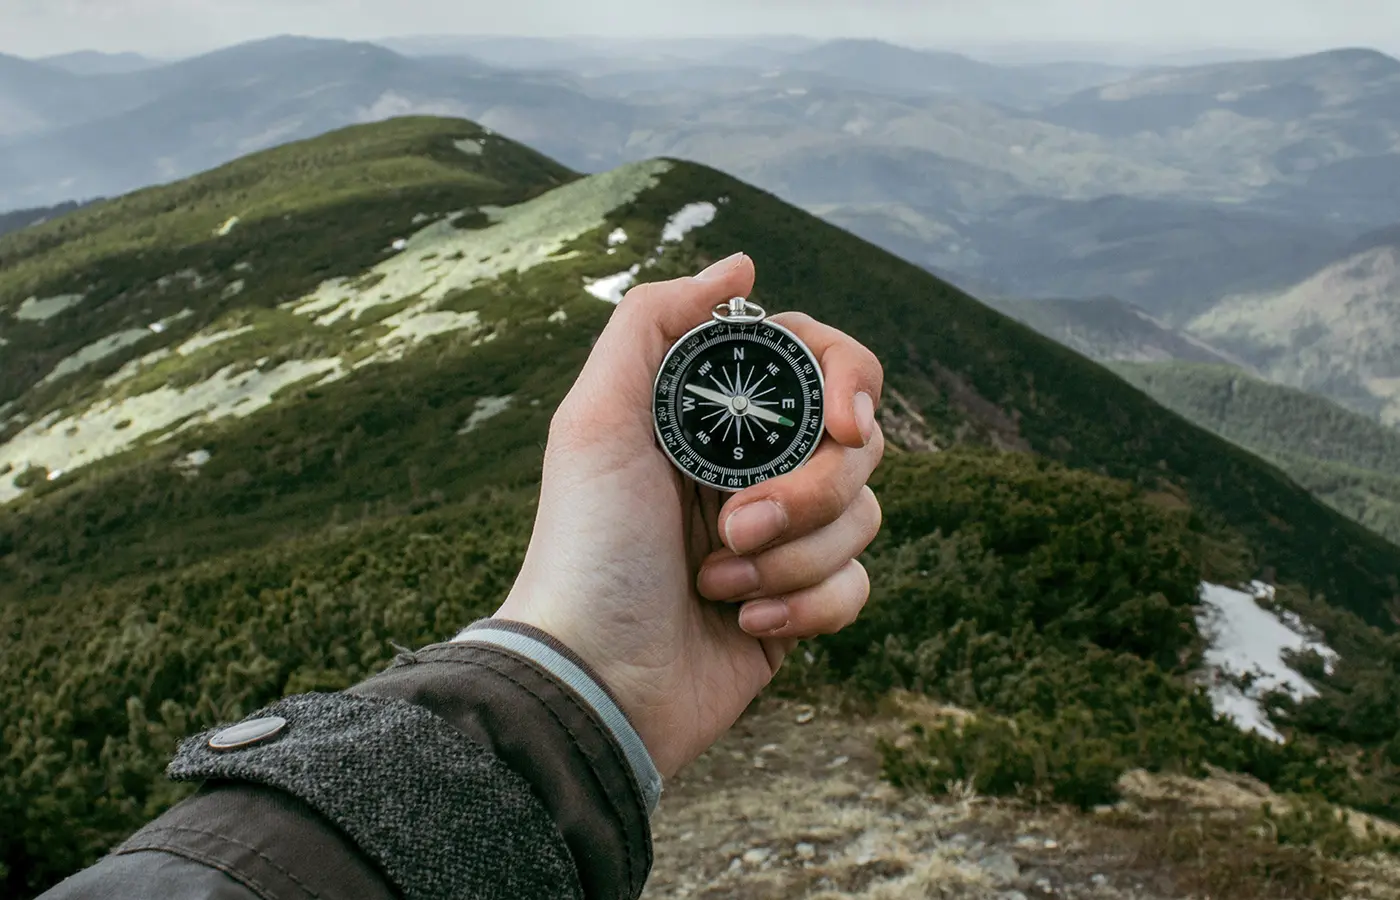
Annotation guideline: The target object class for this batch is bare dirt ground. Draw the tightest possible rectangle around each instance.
[642,695,1400,900]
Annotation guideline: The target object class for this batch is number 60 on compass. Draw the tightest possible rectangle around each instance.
[652,297,825,492]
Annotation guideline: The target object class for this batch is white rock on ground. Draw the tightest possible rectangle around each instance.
[1196,581,1339,742]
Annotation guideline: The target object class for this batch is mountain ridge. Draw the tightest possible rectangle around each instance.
[3,116,1399,624]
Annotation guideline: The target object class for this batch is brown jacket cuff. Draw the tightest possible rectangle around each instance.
[349,634,654,900]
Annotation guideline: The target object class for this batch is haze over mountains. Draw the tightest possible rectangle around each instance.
[6,38,1399,308]
[6,34,1400,443]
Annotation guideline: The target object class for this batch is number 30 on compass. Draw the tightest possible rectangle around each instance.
[652,297,825,492]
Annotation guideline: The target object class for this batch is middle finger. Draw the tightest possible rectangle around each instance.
[699,485,882,601]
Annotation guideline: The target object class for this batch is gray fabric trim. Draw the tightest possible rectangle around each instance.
[167,692,583,900]
[452,627,664,815]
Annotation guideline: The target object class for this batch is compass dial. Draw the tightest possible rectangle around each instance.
[653,319,825,491]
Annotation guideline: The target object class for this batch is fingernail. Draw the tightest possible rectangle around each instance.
[724,500,787,555]
[854,391,875,446]
[700,557,762,598]
[696,252,745,281]
[740,599,789,635]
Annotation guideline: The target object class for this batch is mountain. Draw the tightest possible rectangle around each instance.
[3,115,1396,617]
[988,296,1245,365]
[822,193,1353,319]
[0,200,90,239]
[1042,48,1400,228]
[1113,361,1400,544]
[6,39,1400,323]
[6,116,1400,896]
[0,37,632,209]
[37,50,161,75]
[0,53,96,138]
[1187,224,1400,426]
[777,39,1134,107]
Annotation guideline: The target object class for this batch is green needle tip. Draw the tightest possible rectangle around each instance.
[778,416,795,427]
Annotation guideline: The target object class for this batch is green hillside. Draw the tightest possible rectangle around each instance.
[1111,360,1400,545]
[6,118,1400,895]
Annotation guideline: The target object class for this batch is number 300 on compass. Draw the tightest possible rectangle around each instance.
[653,314,825,492]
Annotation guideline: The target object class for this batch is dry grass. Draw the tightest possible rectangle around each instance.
[643,696,1400,900]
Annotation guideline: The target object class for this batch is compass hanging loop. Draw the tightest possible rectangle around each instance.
[712,296,767,325]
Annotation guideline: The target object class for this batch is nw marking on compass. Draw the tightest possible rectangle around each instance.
[682,360,795,445]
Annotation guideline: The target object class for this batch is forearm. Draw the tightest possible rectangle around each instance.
[38,623,657,900]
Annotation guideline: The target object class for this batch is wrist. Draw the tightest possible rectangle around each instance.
[454,617,665,811]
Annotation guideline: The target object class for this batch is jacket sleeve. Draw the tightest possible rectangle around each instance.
[36,620,657,900]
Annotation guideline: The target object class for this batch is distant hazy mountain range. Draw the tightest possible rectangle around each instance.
[6,34,1400,432]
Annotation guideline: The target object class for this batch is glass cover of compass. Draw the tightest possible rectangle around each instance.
[653,300,825,491]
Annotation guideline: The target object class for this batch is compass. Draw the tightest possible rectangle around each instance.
[653,297,825,492]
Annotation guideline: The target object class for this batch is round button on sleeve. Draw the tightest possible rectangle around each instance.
[208,715,288,751]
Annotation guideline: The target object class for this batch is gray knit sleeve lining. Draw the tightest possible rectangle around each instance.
[451,626,663,815]
[167,692,583,900]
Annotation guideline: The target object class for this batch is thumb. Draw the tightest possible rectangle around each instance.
[557,253,757,443]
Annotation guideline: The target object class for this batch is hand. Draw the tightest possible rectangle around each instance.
[493,253,885,777]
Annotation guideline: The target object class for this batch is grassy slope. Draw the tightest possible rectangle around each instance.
[2,118,1399,620]
[1112,360,1400,545]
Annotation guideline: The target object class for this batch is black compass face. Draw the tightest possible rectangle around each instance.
[653,319,825,491]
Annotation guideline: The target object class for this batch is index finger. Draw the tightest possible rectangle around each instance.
[716,312,886,554]
[768,312,884,450]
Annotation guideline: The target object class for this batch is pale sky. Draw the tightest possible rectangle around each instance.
[3,0,1399,60]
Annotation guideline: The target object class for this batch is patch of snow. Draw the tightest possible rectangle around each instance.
[178,325,255,357]
[233,261,253,272]
[149,321,168,334]
[214,216,240,237]
[411,213,432,225]
[1196,581,1339,743]
[46,468,64,482]
[222,279,246,299]
[458,395,514,434]
[0,358,343,504]
[661,202,718,243]
[607,227,628,246]
[454,138,484,156]
[15,294,85,322]
[585,264,641,304]
[390,238,408,252]
[548,309,568,323]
